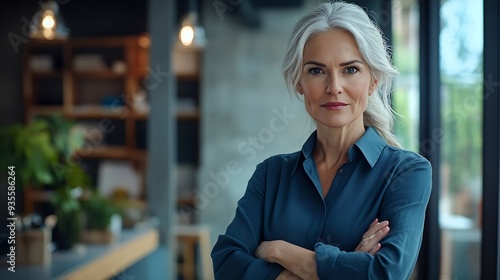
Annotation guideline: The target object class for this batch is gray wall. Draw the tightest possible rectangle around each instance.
[198,2,317,245]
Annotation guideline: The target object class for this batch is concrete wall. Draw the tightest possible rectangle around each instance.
[198,1,317,245]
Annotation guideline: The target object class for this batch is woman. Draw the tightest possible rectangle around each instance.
[211,2,432,279]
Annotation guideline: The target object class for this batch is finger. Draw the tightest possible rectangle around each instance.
[357,226,390,252]
[363,220,389,239]
[367,243,381,255]
[368,226,391,246]
[369,218,378,228]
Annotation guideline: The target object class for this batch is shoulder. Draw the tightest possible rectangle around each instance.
[381,145,431,170]
[379,146,432,181]
[255,151,302,176]
[258,151,301,168]
[247,152,301,189]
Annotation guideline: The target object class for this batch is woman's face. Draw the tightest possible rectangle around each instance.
[297,28,377,130]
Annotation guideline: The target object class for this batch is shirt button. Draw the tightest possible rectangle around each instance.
[338,168,344,174]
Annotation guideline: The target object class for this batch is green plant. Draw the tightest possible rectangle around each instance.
[0,116,86,190]
[0,115,91,249]
[83,191,119,230]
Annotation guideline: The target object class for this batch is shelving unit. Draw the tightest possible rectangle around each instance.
[23,35,203,217]
[24,35,150,161]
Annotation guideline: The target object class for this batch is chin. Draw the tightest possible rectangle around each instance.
[315,115,362,129]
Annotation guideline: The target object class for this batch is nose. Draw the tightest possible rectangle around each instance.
[326,74,342,94]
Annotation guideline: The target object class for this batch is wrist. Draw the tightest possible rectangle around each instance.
[270,240,284,264]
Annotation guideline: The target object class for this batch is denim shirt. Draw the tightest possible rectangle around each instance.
[212,127,432,280]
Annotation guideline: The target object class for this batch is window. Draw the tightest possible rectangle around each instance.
[439,0,483,278]
[392,0,420,152]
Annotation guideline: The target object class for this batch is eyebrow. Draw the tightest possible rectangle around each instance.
[303,60,364,67]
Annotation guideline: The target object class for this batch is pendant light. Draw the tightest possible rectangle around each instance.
[178,0,206,49]
[30,0,69,40]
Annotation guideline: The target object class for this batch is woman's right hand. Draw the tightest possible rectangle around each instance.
[354,218,390,255]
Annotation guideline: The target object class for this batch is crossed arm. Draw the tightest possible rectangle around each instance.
[212,158,431,279]
[256,219,390,280]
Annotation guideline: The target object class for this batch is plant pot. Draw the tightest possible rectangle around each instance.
[17,228,52,265]
[80,214,122,244]
[54,210,84,250]
[81,229,116,244]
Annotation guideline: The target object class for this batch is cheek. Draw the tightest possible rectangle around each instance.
[300,78,324,97]
[350,82,371,101]
[301,90,319,115]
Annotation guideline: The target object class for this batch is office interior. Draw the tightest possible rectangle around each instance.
[0,0,499,279]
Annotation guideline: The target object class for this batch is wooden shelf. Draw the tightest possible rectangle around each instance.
[130,149,148,161]
[68,105,127,119]
[177,73,200,80]
[70,35,140,47]
[177,110,200,120]
[73,70,127,79]
[29,105,64,115]
[132,108,200,120]
[177,195,195,206]
[132,108,149,120]
[29,38,67,46]
[75,146,147,161]
[76,146,129,159]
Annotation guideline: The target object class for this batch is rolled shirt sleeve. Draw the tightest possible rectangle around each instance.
[211,161,284,280]
[314,157,432,279]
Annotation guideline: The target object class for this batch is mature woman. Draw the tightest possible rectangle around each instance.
[211,2,432,279]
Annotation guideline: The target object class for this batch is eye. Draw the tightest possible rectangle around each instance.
[308,67,324,75]
[344,66,359,74]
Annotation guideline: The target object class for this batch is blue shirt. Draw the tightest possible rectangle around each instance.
[212,127,432,279]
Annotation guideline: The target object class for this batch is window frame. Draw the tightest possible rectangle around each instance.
[481,0,500,278]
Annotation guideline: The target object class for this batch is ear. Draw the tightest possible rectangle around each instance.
[296,82,304,95]
[368,78,378,96]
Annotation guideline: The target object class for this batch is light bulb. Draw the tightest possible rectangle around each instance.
[42,14,55,29]
[180,26,194,46]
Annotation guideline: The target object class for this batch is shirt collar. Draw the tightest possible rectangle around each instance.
[290,126,387,176]
[354,126,386,168]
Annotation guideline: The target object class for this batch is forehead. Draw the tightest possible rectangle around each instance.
[303,28,362,61]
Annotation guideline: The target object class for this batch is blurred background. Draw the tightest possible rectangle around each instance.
[0,0,497,279]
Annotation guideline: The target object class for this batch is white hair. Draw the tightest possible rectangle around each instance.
[283,1,401,148]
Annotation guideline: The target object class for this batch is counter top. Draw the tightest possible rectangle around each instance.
[0,222,159,280]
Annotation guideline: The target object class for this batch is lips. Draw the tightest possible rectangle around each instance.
[321,102,349,110]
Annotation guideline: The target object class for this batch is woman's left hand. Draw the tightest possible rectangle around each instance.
[255,240,282,263]
[355,218,390,255]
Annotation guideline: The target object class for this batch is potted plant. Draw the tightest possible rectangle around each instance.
[51,187,85,249]
[81,191,120,243]
[0,116,91,250]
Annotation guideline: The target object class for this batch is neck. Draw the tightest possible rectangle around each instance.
[313,121,366,169]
